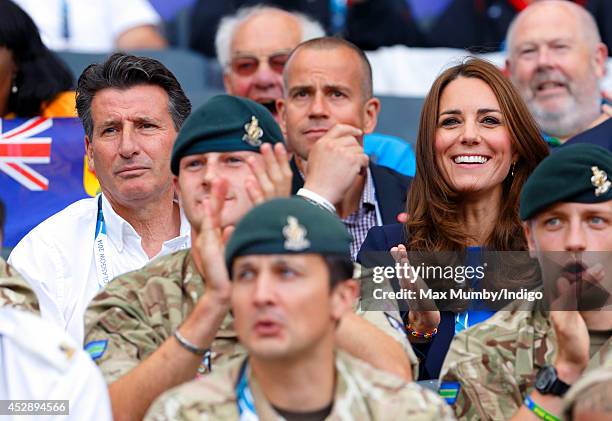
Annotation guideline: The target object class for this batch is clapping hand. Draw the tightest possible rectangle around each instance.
[245,143,292,205]
[390,244,441,341]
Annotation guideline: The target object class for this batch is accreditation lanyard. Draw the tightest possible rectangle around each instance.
[455,247,479,334]
[93,195,114,289]
[236,361,259,421]
[454,247,495,334]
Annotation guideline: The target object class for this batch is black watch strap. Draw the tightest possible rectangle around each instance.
[549,378,570,396]
[536,365,571,397]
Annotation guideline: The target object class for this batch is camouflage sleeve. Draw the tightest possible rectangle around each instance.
[438,333,523,421]
[0,259,39,313]
[338,352,455,420]
[357,309,419,380]
[377,383,455,421]
[353,263,419,379]
[83,275,173,383]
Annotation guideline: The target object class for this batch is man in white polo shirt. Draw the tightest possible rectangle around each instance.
[8,53,192,344]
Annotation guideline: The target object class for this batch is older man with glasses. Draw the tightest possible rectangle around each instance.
[215,5,323,122]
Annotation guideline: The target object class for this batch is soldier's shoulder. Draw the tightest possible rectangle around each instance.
[85,250,196,339]
[441,308,545,378]
[0,259,39,312]
[452,306,545,352]
[0,308,81,372]
[0,258,13,277]
[120,249,192,285]
[339,350,407,391]
[147,358,243,420]
[440,306,550,395]
[93,249,193,300]
[337,352,453,418]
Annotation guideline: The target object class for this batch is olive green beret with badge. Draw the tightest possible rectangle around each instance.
[520,144,612,221]
[171,94,284,175]
[225,197,353,273]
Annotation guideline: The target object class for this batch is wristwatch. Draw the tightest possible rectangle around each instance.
[534,365,571,397]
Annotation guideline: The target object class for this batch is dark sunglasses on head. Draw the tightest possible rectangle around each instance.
[230,52,291,76]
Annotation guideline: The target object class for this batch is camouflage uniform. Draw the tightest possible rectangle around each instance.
[0,258,39,313]
[83,249,244,382]
[563,348,612,419]
[145,350,455,420]
[354,265,420,378]
[357,308,419,378]
[439,300,612,420]
[84,250,417,382]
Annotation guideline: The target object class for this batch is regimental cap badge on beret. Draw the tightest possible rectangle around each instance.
[282,216,310,251]
[242,116,263,147]
[591,166,611,197]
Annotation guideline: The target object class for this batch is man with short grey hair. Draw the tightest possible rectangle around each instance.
[8,53,192,344]
[278,37,413,258]
[215,5,324,121]
[506,0,611,150]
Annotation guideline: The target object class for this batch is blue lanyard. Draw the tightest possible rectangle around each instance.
[236,361,259,420]
[454,312,469,334]
[454,247,495,334]
[93,195,113,289]
[94,195,105,238]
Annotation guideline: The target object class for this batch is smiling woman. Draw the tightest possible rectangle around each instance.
[357,57,550,379]
[410,58,549,252]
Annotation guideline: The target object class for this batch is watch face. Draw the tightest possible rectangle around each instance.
[535,366,555,391]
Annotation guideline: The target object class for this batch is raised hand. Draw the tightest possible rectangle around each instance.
[245,142,292,205]
[551,308,589,384]
[303,124,369,205]
[390,244,440,340]
[195,178,233,297]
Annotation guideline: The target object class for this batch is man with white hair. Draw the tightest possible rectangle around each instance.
[215,5,323,121]
[506,0,611,150]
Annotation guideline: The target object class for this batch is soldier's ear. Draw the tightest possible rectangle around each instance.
[173,176,182,205]
[330,279,358,321]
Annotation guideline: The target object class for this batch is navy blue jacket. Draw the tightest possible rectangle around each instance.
[357,223,455,380]
[564,118,612,151]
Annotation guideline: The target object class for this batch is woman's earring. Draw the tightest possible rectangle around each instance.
[511,162,516,177]
[11,82,17,94]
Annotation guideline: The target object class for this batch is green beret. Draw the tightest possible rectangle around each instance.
[171,94,284,175]
[225,197,353,273]
[520,144,612,220]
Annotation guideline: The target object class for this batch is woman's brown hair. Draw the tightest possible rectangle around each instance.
[406,57,549,252]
